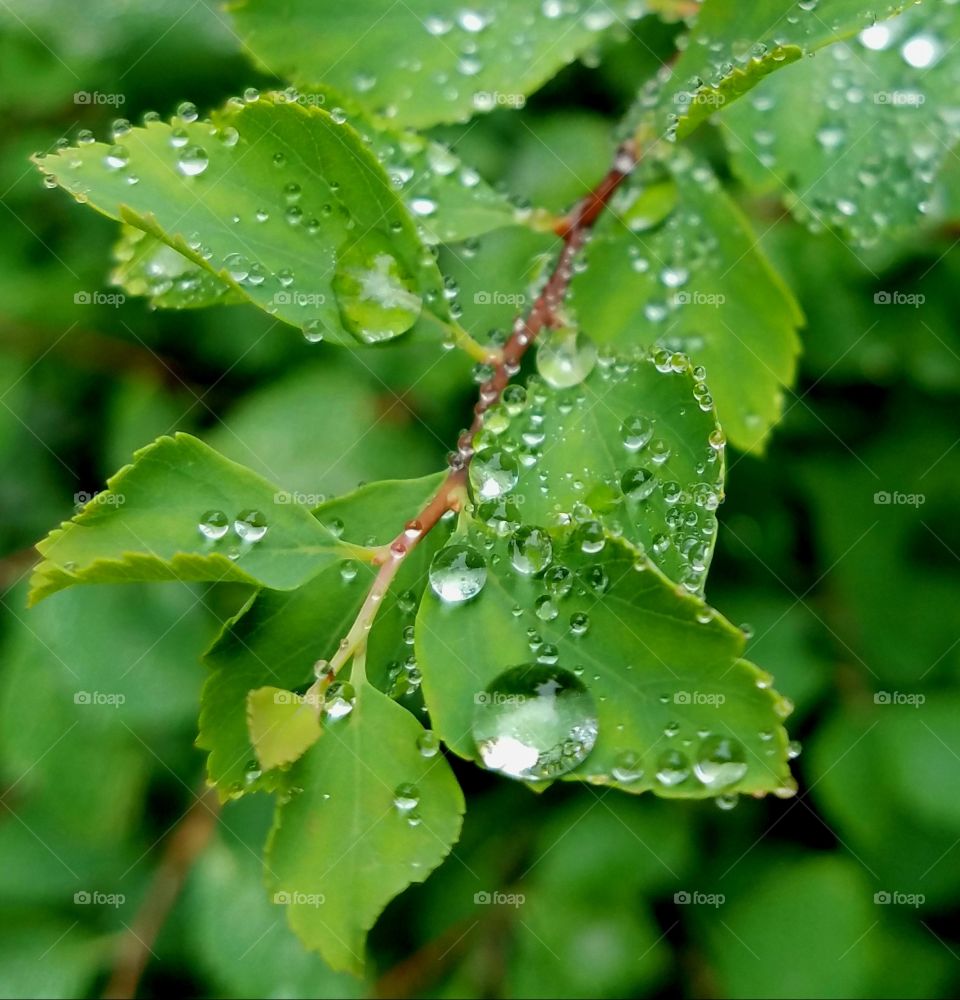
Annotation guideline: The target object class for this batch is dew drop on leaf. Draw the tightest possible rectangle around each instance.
[509,525,553,575]
[323,680,356,721]
[332,239,422,344]
[536,328,597,389]
[198,509,229,540]
[416,731,440,758]
[611,750,644,783]
[234,509,268,542]
[469,447,519,500]
[177,145,209,176]
[392,782,420,814]
[428,542,487,603]
[621,466,657,501]
[693,735,748,788]
[472,663,598,781]
[655,748,690,786]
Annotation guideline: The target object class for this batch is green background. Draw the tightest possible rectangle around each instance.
[1,1,958,997]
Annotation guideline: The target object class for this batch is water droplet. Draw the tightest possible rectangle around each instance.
[569,611,590,636]
[429,543,487,603]
[544,564,573,598]
[234,509,268,542]
[333,239,422,344]
[535,595,558,622]
[655,749,690,786]
[621,467,657,502]
[612,750,644,783]
[621,414,654,451]
[393,782,420,813]
[104,145,129,170]
[715,792,739,811]
[417,731,440,757]
[198,509,229,540]
[470,447,519,500]
[472,663,598,781]
[694,735,748,789]
[177,145,209,176]
[176,101,199,123]
[323,681,356,720]
[536,328,597,389]
[509,526,553,575]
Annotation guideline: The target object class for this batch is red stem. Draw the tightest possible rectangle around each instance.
[342,138,639,660]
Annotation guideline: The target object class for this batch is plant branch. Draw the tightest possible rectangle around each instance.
[325,137,638,681]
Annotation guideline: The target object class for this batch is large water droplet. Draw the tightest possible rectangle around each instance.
[509,526,553,575]
[323,681,356,720]
[392,782,419,813]
[469,447,519,500]
[655,749,690,786]
[429,543,487,603]
[234,509,268,542]
[198,509,229,540]
[332,237,422,344]
[694,735,748,788]
[177,145,209,176]
[536,328,597,389]
[621,466,657,501]
[472,663,598,781]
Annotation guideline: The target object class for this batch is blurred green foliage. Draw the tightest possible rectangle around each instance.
[1,1,959,997]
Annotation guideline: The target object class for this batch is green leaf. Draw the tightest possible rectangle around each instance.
[417,531,795,798]
[182,819,364,998]
[569,150,802,451]
[199,474,448,797]
[111,225,243,309]
[266,678,465,973]
[247,686,322,772]
[29,433,350,604]
[654,0,916,141]
[34,94,447,345]
[473,349,724,593]
[230,0,658,129]
[352,111,522,243]
[722,3,960,243]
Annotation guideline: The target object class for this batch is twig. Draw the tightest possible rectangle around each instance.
[102,786,220,999]
[324,137,639,678]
